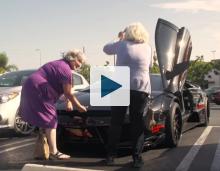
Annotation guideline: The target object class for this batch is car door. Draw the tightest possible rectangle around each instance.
[155,18,192,124]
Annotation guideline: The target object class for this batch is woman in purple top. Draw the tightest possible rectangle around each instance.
[103,22,152,168]
[20,49,87,159]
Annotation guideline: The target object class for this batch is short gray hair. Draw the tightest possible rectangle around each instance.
[63,49,86,63]
[124,22,149,43]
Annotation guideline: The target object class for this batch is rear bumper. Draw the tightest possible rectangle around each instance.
[57,123,165,149]
[57,110,165,148]
[57,125,117,145]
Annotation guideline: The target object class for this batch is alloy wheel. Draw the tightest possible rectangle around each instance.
[173,112,181,142]
[14,115,35,135]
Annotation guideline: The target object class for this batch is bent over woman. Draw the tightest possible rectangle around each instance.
[20,49,87,159]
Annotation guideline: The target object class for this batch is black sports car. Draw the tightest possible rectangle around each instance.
[56,18,210,149]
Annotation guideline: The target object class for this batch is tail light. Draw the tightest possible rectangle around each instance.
[151,124,165,134]
[66,128,93,138]
[196,103,205,110]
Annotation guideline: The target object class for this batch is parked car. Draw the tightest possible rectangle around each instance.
[56,19,210,150]
[0,70,36,134]
[211,90,220,105]
[0,69,89,135]
[205,86,220,102]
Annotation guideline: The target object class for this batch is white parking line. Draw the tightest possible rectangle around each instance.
[0,142,35,154]
[22,164,105,171]
[0,138,36,149]
[0,125,9,128]
[210,136,220,171]
[175,126,213,171]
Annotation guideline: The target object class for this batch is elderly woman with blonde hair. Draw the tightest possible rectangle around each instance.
[103,22,152,168]
[20,49,87,160]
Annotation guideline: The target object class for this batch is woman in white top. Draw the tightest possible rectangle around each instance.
[103,22,152,168]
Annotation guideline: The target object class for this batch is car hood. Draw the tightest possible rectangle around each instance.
[56,89,162,112]
[155,18,192,93]
[0,86,21,94]
[56,90,111,111]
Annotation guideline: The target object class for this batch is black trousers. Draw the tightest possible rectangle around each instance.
[106,90,149,158]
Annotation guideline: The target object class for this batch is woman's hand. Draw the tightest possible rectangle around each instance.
[63,83,87,113]
[118,31,125,40]
[65,100,73,111]
[76,105,87,113]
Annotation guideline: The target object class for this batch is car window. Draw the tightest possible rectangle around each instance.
[150,74,163,91]
[21,75,29,85]
[0,70,35,87]
[0,74,18,87]
[79,74,163,92]
[73,74,83,86]
[0,72,23,87]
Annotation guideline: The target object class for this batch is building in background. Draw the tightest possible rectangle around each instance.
[204,69,220,88]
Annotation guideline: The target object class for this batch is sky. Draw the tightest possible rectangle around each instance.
[0,0,220,70]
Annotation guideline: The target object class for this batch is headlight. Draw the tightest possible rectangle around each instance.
[0,92,19,104]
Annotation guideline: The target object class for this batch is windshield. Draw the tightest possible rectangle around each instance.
[150,74,163,91]
[0,70,35,87]
[80,74,163,92]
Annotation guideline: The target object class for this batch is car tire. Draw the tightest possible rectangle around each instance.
[14,110,36,135]
[165,102,182,148]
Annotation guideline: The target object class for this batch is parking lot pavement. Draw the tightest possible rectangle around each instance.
[0,105,220,171]
[0,170,20,171]
[21,164,105,171]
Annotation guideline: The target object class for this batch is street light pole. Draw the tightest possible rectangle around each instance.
[211,50,216,60]
[35,49,42,67]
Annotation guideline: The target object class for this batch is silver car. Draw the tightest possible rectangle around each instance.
[0,70,89,135]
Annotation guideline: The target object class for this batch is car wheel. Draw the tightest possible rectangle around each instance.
[14,113,36,135]
[165,102,182,148]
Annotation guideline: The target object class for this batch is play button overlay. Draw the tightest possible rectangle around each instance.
[90,66,130,106]
[101,75,122,97]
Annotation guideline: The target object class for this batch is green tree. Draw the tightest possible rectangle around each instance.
[211,60,220,71]
[187,56,213,88]
[150,52,160,73]
[78,63,90,82]
[0,53,8,68]
[150,63,160,73]
[0,52,18,74]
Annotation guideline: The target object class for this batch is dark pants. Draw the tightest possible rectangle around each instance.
[106,90,149,158]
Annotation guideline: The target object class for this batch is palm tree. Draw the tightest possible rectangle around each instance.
[0,52,18,74]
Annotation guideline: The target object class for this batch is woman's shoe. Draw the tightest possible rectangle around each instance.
[133,156,144,168]
[49,151,71,160]
[105,156,115,166]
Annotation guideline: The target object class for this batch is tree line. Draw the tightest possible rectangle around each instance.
[1,52,219,89]
[150,54,220,89]
[0,52,18,74]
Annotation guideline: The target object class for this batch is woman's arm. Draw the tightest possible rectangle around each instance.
[63,83,87,112]
[103,41,120,55]
[65,98,73,111]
